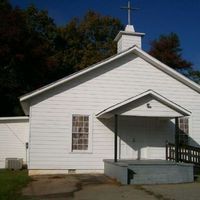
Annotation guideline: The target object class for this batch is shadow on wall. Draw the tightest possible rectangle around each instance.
[184,133,200,148]
[98,115,200,160]
[99,116,174,159]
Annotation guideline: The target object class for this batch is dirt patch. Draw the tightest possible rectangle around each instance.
[72,174,119,186]
[22,174,118,199]
[48,175,65,179]
[23,174,200,200]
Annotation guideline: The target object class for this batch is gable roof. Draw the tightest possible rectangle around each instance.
[19,47,136,103]
[96,90,191,118]
[20,45,200,103]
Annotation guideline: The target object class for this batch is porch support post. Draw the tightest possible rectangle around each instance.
[175,117,179,162]
[114,114,118,162]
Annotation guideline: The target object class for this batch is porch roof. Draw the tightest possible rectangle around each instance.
[96,90,191,118]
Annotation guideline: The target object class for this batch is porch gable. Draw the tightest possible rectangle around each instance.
[96,90,191,118]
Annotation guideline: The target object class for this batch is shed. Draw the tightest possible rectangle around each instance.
[0,117,29,168]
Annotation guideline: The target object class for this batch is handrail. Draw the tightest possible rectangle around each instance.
[166,143,200,166]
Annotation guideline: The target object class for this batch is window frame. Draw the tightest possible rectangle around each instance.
[178,116,190,145]
[69,113,93,153]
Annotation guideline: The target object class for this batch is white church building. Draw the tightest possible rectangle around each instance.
[0,4,200,184]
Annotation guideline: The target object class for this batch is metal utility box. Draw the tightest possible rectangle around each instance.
[5,158,23,170]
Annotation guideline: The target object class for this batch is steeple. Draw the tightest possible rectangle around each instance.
[114,1,145,53]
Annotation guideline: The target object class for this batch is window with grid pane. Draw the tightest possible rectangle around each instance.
[72,115,89,151]
[179,117,189,145]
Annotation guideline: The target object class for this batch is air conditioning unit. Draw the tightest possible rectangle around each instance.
[5,158,23,170]
[68,169,76,174]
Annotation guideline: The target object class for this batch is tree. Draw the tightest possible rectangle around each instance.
[20,5,60,88]
[0,1,61,116]
[188,70,200,84]
[57,11,123,72]
[0,2,122,116]
[0,0,27,115]
[149,33,192,71]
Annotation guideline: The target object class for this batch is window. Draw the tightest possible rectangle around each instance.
[72,115,89,151]
[179,117,189,145]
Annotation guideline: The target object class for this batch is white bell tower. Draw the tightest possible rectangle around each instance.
[114,1,145,53]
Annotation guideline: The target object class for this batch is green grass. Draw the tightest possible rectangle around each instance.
[0,169,31,200]
[195,176,200,182]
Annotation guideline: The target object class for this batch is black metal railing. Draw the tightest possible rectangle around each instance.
[166,142,200,166]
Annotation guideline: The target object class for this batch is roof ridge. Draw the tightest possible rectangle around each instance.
[19,46,200,115]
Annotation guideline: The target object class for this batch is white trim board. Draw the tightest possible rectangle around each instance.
[0,116,29,121]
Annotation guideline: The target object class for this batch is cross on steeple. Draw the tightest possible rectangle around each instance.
[121,1,139,25]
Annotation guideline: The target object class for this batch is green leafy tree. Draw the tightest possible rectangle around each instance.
[188,70,200,84]
[149,33,192,71]
[0,1,60,116]
[20,5,60,88]
[58,11,123,72]
[0,2,122,116]
[148,32,200,84]
[0,0,27,115]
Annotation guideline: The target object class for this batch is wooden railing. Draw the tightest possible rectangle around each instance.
[166,143,200,166]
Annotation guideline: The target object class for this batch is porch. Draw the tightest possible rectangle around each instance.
[104,159,193,184]
[97,90,194,184]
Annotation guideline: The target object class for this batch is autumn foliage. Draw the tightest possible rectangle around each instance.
[149,33,192,71]
[0,0,199,116]
[0,0,122,116]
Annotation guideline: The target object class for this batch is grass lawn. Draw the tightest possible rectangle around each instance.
[0,169,31,200]
[196,176,200,182]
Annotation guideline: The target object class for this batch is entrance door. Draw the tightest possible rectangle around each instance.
[119,116,170,160]
[118,116,147,159]
[119,116,147,160]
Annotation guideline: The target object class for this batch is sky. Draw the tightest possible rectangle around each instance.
[10,0,200,70]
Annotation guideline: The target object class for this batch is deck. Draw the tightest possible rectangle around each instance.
[104,159,194,184]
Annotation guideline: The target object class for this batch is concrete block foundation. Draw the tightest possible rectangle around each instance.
[104,159,194,185]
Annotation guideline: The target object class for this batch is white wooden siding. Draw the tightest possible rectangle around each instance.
[117,95,182,117]
[118,35,142,52]
[0,120,29,168]
[118,116,174,160]
[29,53,200,171]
